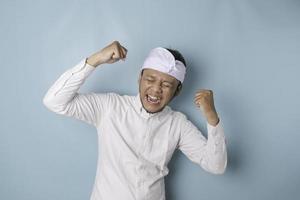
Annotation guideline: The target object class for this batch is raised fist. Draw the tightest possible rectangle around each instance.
[194,89,219,125]
[87,40,128,67]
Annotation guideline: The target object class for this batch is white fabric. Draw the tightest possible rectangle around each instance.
[43,58,227,200]
[141,47,186,82]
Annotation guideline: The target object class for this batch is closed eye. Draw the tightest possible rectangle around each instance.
[144,76,155,82]
[162,83,172,88]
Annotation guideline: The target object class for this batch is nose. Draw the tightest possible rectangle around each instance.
[152,82,162,94]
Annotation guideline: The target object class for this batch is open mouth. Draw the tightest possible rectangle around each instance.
[145,94,161,105]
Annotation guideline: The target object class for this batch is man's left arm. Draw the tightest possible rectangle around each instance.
[195,89,227,174]
[178,89,227,174]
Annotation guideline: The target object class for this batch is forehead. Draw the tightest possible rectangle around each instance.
[142,68,177,82]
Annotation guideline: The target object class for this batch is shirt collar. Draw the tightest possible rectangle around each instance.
[134,93,169,119]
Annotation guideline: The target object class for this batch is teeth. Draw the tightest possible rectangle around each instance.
[148,95,159,100]
[147,95,161,104]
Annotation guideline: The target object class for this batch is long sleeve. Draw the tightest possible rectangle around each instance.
[177,115,227,174]
[43,58,109,127]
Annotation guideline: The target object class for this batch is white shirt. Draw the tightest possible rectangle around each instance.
[43,58,227,200]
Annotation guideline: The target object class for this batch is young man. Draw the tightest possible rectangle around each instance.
[43,41,227,200]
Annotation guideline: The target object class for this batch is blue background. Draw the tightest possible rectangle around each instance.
[1,0,300,199]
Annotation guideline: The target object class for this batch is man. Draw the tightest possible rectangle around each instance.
[43,40,227,200]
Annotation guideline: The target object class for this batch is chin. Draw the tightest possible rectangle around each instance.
[144,107,164,114]
[143,103,163,113]
[141,98,164,113]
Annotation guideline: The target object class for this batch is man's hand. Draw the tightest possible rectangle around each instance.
[194,89,219,126]
[87,40,128,67]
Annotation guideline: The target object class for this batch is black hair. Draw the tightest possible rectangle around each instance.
[164,47,186,67]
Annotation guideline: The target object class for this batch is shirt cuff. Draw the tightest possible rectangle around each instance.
[207,118,226,154]
[70,57,96,77]
[207,118,224,137]
[84,58,97,69]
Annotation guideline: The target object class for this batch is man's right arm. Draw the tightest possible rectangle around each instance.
[42,58,103,127]
[42,41,127,127]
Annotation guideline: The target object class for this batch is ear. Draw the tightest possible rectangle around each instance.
[138,72,142,85]
[174,83,182,97]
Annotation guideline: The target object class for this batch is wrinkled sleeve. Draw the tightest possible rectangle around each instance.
[43,58,111,127]
[177,115,227,174]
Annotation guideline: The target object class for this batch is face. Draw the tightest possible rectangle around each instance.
[138,68,181,113]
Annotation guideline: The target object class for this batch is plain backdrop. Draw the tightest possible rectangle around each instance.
[1,0,300,200]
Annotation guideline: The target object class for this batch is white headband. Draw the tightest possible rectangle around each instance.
[141,47,186,83]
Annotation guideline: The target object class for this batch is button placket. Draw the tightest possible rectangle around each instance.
[140,117,153,155]
[136,128,152,199]
[136,162,146,200]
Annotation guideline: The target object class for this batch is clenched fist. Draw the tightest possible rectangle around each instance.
[194,89,220,126]
[87,40,128,67]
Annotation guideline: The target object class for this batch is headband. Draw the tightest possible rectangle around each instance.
[141,47,186,83]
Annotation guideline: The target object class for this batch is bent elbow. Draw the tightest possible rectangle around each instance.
[42,95,64,113]
[43,95,52,110]
[212,166,226,175]
[208,156,227,175]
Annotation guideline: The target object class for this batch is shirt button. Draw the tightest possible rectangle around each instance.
[137,181,143,187]
[211,130,217,136]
